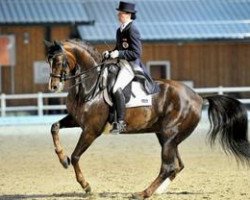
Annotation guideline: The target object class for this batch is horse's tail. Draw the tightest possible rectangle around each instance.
[205,95,250,165]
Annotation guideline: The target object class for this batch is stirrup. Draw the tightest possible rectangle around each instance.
[110,121,126,134]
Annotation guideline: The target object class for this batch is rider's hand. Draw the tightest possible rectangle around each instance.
[110,50,119,59]
[102,51,110,59]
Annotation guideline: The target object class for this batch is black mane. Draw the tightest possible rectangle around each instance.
[65,39,102,63]
[47,41,64,60]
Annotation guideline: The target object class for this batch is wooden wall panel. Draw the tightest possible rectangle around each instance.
[147,42,250,87]
[51,26,71,41]
[236,44,250,86]
[1,24,250,96]
[0,26,44,94]
[94,42,250,88]
[0,26,71,95]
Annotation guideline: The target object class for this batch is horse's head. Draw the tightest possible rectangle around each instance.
[44,40,77,92]
[45,39,103,96]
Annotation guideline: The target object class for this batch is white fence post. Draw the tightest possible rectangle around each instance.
[1,93,6,117]
[218,86,223,95]
[37,92,43,116]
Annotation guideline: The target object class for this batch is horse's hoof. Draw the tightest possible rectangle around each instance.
[83,183,91,194]
[51,122,60,134]
[82,189,92,198]
[131,193,145,200]
[61,156,70,169]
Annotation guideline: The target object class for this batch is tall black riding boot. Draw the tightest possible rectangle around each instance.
[111,88,126,134]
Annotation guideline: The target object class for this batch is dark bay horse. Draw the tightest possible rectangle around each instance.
[45,39,250,199]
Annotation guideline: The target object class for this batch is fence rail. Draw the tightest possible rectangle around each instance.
[0,92,67,117]
[1,86,250,117]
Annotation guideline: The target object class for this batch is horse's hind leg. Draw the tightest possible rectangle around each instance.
[133,134,178,199]
[155,147,184,194]
[170,147,184,180]
[51,114,79,168]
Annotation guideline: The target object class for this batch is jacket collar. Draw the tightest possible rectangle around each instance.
[120,20,133,32]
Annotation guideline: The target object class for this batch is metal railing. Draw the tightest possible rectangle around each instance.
[1,86,250,117]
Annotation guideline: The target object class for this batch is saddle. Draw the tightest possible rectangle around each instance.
[133,69,160,95]
[103,61,159,98]
[101,61,159,124]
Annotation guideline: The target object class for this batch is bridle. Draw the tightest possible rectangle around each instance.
[47,47,119,101]
[48,52,105,89]
[49,63,102,82]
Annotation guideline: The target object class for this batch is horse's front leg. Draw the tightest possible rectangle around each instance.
[51,114,79,168]
[71,128,101,194]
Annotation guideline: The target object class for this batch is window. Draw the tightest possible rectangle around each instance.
[146,61,170,80]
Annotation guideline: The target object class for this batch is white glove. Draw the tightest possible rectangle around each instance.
[110,50,119,59]
[102,50,110,59]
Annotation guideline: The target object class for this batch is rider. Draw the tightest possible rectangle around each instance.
[103,1,157,133]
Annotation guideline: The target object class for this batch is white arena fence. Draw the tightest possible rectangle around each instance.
[0,86,250,125]
[0,92,67,117]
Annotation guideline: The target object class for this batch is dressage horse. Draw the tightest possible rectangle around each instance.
[45,40,250,200]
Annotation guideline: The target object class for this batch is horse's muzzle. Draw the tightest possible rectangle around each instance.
[48,78,64,93]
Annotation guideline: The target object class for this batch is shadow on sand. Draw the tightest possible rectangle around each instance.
[0,192,132,200]
[0,192,87,200]
[0,191,210,199]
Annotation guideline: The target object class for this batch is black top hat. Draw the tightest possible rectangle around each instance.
[116,1,137,13]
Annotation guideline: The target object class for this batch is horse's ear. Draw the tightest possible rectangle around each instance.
[54,40,63,51]
[54,40,62,46]
[44,40,53,49]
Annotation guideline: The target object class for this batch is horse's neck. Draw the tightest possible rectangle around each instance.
[71,48,101,101]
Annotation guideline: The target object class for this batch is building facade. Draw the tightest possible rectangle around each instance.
[1,0,250,96]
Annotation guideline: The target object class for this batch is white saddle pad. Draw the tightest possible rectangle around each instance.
[103,81,152,108]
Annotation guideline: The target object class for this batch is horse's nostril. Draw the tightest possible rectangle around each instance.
[53,85,58,90]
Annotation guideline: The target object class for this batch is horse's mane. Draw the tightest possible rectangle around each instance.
[64,39,102,63]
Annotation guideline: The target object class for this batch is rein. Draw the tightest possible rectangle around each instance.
[50,63,103,82]
[48,48,108,101]
[48,51,104,82]
[67,63,105,91]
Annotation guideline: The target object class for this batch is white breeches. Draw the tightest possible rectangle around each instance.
[112,59,135,93]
